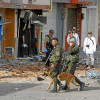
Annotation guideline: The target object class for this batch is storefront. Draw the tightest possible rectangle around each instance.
[65,0,96,50]
[18,10,46,58]
[0,0,50,58]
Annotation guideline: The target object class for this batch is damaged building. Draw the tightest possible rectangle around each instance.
[0,0,50,58]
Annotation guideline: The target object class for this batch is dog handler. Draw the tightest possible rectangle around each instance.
[63,37,85,91]
[49,37,63,93]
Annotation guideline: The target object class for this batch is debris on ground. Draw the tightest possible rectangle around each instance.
[0,57,100,83]
[0,59,46,83]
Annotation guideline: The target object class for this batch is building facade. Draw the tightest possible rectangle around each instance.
[0,0,99,58]
[0,0,50,58]
[42,0,97,51]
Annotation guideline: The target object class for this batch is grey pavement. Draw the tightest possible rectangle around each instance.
[0,77,100,100]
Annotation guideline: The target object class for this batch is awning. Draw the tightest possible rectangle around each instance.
[31,15,47,24]
[32,20,45,25]
[23,11,47,25]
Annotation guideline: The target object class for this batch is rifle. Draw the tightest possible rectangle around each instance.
[45,47,54,65]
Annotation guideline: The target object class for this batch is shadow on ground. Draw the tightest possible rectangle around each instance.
[0,82,40,96]
[58,86,100,93]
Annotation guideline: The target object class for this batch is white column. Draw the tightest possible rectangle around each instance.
[81,8,87,47]
[14,9,18,58]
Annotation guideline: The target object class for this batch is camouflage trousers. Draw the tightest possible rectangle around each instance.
[50,66,62,91]
[65,62,77,75]
[65,62,82,84]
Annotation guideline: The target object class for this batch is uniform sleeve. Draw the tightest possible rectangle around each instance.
[45,36,49,42]
[49,47,61,66]
[69,46,79,54]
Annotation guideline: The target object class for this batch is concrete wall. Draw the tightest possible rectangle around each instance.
[56,3,63,45]
[2,0,10,3]
[3,0,50,5]
[63,9,67,49]
[53,0,71,3]
[42,3,57,51]
[23,0,50,5]
[81,8,87,47]
[81,3,98,47]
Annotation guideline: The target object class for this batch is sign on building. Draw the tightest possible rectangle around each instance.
[72,0,94,4]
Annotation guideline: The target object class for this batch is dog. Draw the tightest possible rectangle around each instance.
[43,69,54,91]
[43,69,80,91]
[57,72,80,91]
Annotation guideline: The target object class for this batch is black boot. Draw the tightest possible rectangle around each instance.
[58,83,64,91]
[60,84,68,90]
[57,80,63,91]
[50,89,57,93]
[75,76,85,91]
[80,82,85,91]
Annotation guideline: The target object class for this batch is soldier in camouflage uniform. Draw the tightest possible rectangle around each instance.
[49,37,63,93]
[63,37,85,91]
[65,37,78,74]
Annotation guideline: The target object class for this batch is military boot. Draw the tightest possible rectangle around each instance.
[50,77,58,93]
[50,89,57,93]
[60,84,68,90]
[75,76,85,91]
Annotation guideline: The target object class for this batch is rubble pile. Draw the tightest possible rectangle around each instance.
[0,59,45,83]
[0,57,100,83]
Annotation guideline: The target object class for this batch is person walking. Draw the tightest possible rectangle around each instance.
[49,37,63,93]
[62,37,85,91]
[44,29,54,67]
[83,31,96,68]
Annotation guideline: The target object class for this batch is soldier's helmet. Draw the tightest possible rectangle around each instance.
[69,37,76,44]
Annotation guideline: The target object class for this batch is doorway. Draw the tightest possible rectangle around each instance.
[18,18,38,58]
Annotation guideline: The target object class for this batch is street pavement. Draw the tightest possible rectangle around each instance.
[0,77,100,100]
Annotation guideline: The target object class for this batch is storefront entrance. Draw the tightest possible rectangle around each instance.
[18,18,38,58]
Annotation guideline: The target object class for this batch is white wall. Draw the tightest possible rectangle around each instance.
[81,4,98,47]
[81,8,88,47]
[42,3,57,51]
[14,9,18,58]
[2,0,50,5]
[63,9,67,49]
[23,0,50,5]
[3,0,10,3]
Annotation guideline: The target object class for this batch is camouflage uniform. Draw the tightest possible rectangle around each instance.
[49,44,63,91]
[64,41,85,91]
[65,45,79,74]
